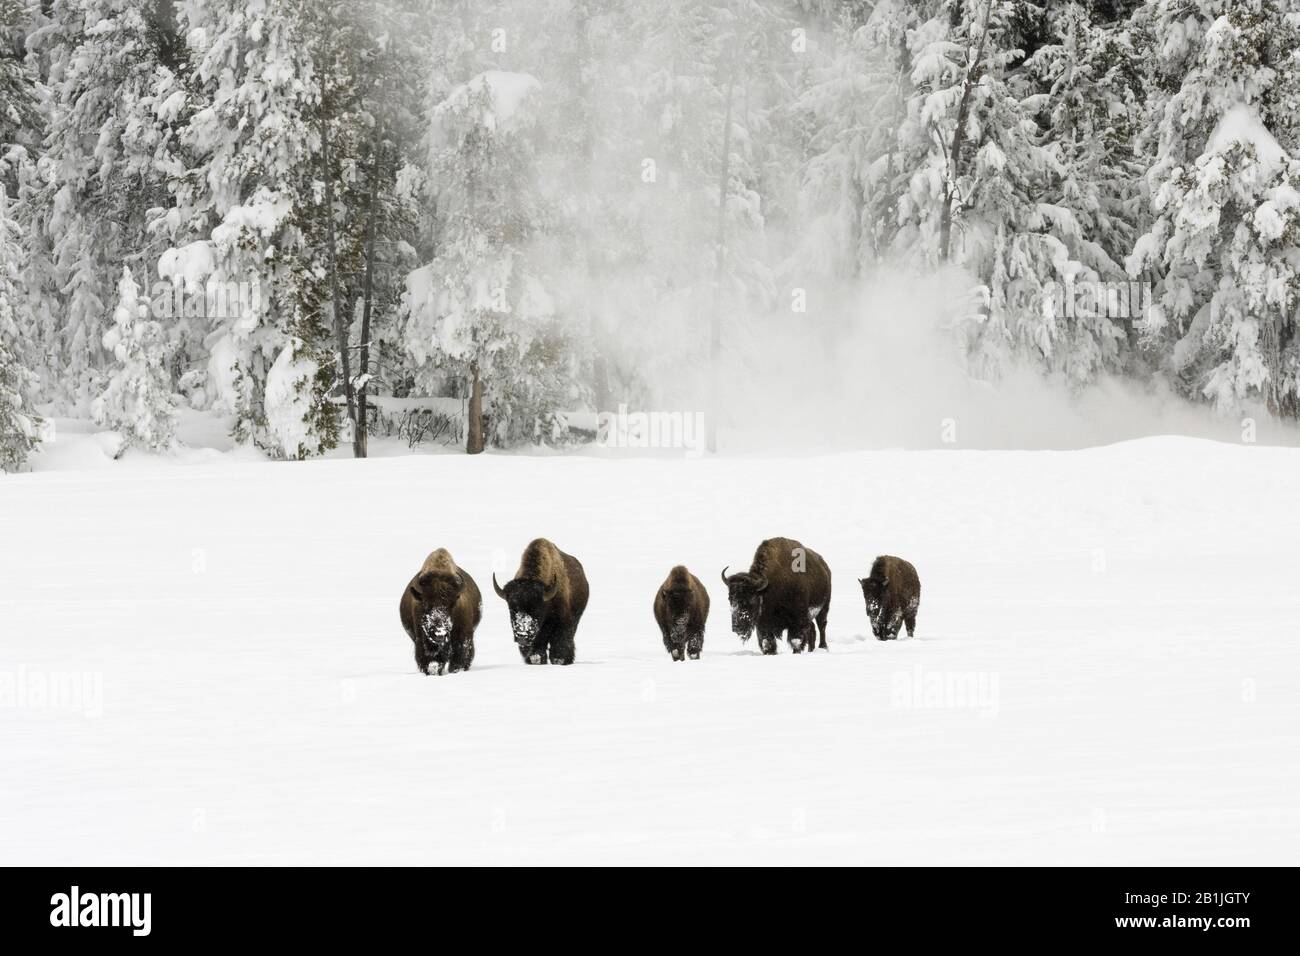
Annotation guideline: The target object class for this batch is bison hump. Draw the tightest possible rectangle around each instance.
[420,548,459,577]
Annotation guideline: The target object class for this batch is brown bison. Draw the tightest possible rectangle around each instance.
[399,549,482,675]
[722,537,831,655]
[653,565,709,661]
[493,538,589,665]
[859,555,921,640]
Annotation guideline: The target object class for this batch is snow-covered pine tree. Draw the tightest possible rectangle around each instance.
[0,182,42,472]
[791,0,919,281]
[1023,0,1146,383]
[0,0,39,191]
[92,265,176,452]
[26,0,183,413]
[405,64,579,453]
[175,0,337,457]
[302,0,425,457]
[0,0,48,425]
[888,1,1117,382]
[1128,0,1300,417]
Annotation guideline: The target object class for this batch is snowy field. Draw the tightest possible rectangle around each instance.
[2,428,1298,865]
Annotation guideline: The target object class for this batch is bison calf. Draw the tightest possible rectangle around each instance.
[722,537,831,655]
[493,538,589,665]
[654,566,709,661]
[859,555,921,640]
[399,549,482,675]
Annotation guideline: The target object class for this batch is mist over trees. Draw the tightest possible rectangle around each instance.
[1,0,1298,469]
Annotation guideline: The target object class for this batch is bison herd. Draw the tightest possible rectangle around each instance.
[399,536,921,674]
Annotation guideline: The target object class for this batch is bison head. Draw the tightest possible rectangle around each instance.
[409,572,465,650]
[859,576,887,639]
[721,566,767,640]
[494,574,558,651]
[658,585,694,621]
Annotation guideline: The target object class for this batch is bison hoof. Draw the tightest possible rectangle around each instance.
[528,653,544,664]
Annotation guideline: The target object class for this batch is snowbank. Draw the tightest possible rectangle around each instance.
[2,438,1297,864]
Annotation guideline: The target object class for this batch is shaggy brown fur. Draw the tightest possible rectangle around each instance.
[493,538,590,665]
[399,548,482,674]
[859,555,921,640]
[653,565,710,661]
[722,537,831,655]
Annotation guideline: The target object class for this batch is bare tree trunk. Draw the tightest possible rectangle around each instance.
[320,79,355,440]
[708,66,736,454]
[939,1,991,262]
[354,117,385,459]
[574,0,611,415]
[466,362,485,455]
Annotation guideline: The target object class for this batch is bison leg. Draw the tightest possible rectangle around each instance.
[904,598,918,638]
[686,633,703,660]
[887,607,904,640]
[757,629,779,656]
[520,645,548,665]
[791,618,818,654]
[663,628,684,661]
[816,607,829,650]
[450,638,475,673]
[549,628,576,666]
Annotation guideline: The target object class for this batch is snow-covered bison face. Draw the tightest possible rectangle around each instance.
[721,568,767,640]
[409,573,465,648]
[658,586,693,622]
[493,575,558,648]
[859,577,887,639]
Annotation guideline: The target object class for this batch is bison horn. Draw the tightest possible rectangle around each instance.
[542,579,560,601]
[492,572,507,599]
[720,566,731,585]
[753,575,769,593]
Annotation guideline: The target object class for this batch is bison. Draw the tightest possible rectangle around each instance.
[721,537,831,655]
[653,565,709,661]
[493,538,589,665]
[859,555,921,640]
[399,548,482,675]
